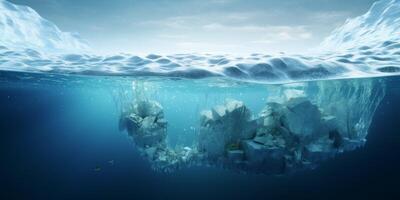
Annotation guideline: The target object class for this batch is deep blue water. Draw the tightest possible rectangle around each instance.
[0,72,400,200]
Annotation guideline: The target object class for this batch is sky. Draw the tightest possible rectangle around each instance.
[9,0,377,55]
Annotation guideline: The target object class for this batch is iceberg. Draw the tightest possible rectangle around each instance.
[118,78,385,174]
[321,0,400,51]
[0,0,89,53]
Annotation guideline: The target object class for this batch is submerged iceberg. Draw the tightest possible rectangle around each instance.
[118,78,385,174]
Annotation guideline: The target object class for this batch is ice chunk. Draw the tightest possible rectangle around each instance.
[123,100,167,148]
[227,150,244,163]
[134,100,163,118]
[322,116,339,132]
[198,99,256,159]
[341,138,365,152]
[200,110,213,126]
[211,105,226,120]
[241,140,286,173]
[144,147,157,159]
[303,137,337,163]
[225,99,245,113]
[282,98,322,138]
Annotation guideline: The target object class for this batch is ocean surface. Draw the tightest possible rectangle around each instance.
[0,71,399,199]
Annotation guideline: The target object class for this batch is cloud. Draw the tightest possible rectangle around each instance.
[157,34,188,39]
[250,39,274,44]
[202,23,313,41]
[209,0,236,4]
[136,10,314,54]
[175,41,239,53]
[225,13,252,21]
[299,32,312,39]
[310,11,350,23]
[138,11,259,30]
[139,16,200,29]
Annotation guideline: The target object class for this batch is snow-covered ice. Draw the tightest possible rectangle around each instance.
[0,0,89,53]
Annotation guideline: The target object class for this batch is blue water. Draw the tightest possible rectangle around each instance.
[0,71,399,199]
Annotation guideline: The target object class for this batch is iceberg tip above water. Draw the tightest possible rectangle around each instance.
[320,0,400,51]
[0,0,90,53]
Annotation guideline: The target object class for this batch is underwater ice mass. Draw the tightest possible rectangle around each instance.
[116,79,385,173]
[0,0,398,174]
